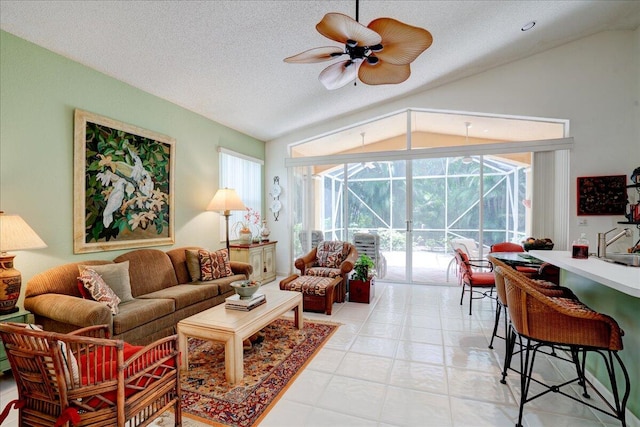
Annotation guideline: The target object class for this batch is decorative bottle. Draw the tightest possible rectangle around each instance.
[572,233,589,259]
[260,220,271,242]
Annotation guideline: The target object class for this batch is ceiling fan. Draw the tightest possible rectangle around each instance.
[284,0,433,90]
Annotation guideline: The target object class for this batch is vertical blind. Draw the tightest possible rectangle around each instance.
[219,148,263,239]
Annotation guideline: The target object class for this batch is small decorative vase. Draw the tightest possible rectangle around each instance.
[260,220,271,241]
[238,229,252,244]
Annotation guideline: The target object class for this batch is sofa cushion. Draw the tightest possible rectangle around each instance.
[198,249,233,281]
[185,249,203,281]
[79,261,133,303]
[190,273,247,295]
[78,268,121,315]
[112,298,174,335]
[166,246,204,284]
[138,284,220,310]
[113,249,178,296]
[316,241,347,268]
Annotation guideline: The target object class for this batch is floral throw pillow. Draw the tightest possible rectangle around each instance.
[198,249,233,281]
[78,268,121,315]
[316,241,346,268]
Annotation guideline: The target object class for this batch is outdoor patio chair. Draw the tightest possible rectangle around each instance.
[457,249,495,315]
[353,232,387,279]
[298,230,324,251]
[490,241,538,276]
[0,323,181,427]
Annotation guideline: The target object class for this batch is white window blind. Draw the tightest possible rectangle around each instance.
[219,148,263,239]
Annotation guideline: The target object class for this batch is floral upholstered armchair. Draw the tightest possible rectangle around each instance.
[294,240,358,303]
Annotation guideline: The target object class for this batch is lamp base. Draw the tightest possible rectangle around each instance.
[0,254,21,315]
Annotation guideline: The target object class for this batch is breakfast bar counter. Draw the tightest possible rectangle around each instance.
[529,250,640,297]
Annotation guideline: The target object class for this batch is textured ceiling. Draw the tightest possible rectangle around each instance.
[1,1,639,142]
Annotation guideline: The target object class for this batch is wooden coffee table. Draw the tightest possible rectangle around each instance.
[177,287,303,384]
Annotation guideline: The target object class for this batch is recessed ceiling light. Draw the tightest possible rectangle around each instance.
[521,21,536,31]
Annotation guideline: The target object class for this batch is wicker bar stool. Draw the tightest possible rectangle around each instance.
[502,270,630,427]
[488,257,568,350]
[493,264,579,382]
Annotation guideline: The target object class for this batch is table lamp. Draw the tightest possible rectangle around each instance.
[206,188,246,250]
[0,211,47,314]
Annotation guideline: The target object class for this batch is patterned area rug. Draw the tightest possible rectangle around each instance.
[174,318,338,427]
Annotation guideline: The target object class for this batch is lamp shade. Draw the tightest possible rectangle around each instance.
[0,212,47,253]
[206,188,246,213]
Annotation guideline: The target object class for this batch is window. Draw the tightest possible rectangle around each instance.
[219,148,263,239]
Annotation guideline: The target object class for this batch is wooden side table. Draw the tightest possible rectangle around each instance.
[1,308,32,372]
[349,277,375,303]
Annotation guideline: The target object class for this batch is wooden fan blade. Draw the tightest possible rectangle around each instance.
[367,18,432,65]
[319,60,359,90]
[358,60,411,85]
[284,46,345,63]
[317,13,381,46]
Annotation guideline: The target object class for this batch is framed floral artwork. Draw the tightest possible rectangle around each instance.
[73,109,175,253]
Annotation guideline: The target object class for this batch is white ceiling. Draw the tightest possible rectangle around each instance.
[1,1,639,142]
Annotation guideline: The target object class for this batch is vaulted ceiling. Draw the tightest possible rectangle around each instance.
[1,1,639,142]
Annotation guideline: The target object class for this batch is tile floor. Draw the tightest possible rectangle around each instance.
[1,279,637,427]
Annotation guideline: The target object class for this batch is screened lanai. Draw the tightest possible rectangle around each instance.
[287,108,571,284]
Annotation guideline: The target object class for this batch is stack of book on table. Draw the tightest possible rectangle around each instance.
[225,293,266,311]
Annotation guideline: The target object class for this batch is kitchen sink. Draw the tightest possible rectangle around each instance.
[602,253,640,267]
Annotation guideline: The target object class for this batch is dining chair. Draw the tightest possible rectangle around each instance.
[490,242,538,276]
[457,249,495,315]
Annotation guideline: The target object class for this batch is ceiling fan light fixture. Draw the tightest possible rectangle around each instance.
[284,0,432,90]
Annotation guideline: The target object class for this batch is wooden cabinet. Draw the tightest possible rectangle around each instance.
[229,241,277,283]
[1,309,32,372]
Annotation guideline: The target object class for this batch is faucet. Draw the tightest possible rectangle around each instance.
[597,228,631,258]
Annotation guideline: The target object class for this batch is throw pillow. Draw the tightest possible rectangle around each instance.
[185,249,202,282]
[25,324,79,387]
[78,268,121,315]
[316,241,346,268]
[198,249,233,281]
[79,262,133,302]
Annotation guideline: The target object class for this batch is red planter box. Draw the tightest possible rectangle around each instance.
[349,277,375,303]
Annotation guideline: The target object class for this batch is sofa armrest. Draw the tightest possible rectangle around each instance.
[25,294,113,331]
[230,261,253,279]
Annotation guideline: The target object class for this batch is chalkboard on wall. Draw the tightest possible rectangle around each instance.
[577,175,627,215]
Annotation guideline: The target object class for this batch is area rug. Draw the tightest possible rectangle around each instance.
[174,318,338,427]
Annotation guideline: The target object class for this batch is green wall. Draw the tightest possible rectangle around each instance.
[562,271,640,420]
[0,30,264,301]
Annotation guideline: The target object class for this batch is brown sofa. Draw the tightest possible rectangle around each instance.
[24,246,252,345]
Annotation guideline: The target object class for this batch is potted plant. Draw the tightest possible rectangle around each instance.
[349,254,376,303]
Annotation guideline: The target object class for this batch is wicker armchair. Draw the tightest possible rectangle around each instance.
[0,323,181,427]
[294,241,358,303]
[501,269,630,427]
